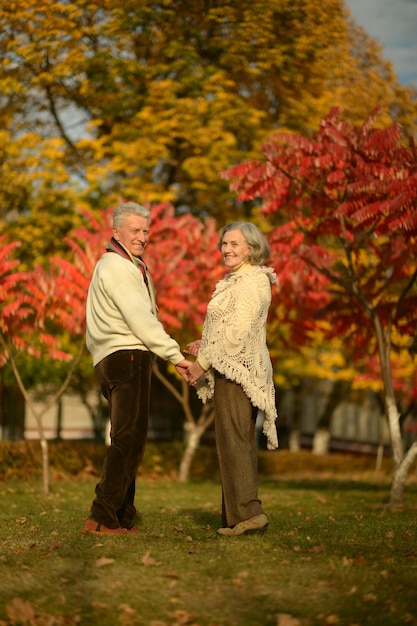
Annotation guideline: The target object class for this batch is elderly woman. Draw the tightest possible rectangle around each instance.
[187,222,278,536]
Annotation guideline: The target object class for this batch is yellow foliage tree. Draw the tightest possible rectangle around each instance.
[1,0,416,253]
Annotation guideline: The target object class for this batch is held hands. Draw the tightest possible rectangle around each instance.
[178,340,206,386]
[175,359,193,382]
[175,359,206,386]
[187,360,206,386]
[184,339,206,387]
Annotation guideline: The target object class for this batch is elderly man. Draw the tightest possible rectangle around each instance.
[82,201,191,535]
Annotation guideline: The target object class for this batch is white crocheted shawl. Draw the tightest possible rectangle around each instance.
[196,264,279,449]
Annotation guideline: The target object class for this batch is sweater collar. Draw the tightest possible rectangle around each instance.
[106,237,147,270]
[229,261,252,275]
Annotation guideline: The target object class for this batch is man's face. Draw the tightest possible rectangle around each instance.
[113,214,150,257]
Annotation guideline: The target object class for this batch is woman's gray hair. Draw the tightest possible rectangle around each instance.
[218,222,270,266]
[113,202,150,228]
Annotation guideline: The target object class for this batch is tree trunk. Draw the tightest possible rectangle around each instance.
[312,428,331,455]
[389,441,417,508]
[40,438,49,494]
[375,410,387,474]
[288,383,302,452]
[373,319,413,508]
[4,337,85,494]
[151,361,214,483]
[312,380,350,455]
[375,442,384,474]
[288,428,301,452]
[383,378,408,507]
[178,421,206,483]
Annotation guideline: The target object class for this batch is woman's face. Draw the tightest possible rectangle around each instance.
[220,229,250,270]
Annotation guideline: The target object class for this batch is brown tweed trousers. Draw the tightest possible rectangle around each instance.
[214,371,264,527]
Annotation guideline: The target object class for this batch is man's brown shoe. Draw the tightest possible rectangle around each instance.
[82,518,130,535]
[217,513,268,536]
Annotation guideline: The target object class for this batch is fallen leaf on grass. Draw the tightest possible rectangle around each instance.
[308,545,324,553]
[91,602,109,610]
[293,545,324,554]
[6,597,80,625]
[95,557,115,567]
[276,613,301,626]
[363,593,377,602]
[119,604,136,615]
[233,571,249,587]
[170,609,197,625]
[119,604,137,626]
[6,598,35,624]
[142,550,161,566]
[163,569,180,578]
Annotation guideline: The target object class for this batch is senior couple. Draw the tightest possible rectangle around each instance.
[82,202,278,537]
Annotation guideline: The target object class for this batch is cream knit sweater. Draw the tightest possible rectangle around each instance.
[86,252,184,367]
[196,263,278,449]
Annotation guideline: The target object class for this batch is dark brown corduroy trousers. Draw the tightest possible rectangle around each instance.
[90,349,152,529]
[213,372,264,528]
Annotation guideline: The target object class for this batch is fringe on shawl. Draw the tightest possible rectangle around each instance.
[196,358,279,450]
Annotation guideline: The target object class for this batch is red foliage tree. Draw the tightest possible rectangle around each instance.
[222,107,417,506]
[0,239,22,365]
[0,237,85,492]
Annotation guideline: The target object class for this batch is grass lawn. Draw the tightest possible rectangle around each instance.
[0,455,416,626]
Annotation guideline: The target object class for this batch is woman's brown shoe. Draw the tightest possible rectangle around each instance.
[217,513,268,536]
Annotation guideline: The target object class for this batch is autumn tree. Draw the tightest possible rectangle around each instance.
[0,127,84,266]
[0,237,85,492]
[1,0,416,265]
[2,0,417,483]
[222,107,417,507]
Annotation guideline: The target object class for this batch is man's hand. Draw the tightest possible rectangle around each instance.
[175,359,192,382]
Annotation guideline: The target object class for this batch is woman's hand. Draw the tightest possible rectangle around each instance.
[184,340,201,357]
[187,360,206,386]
